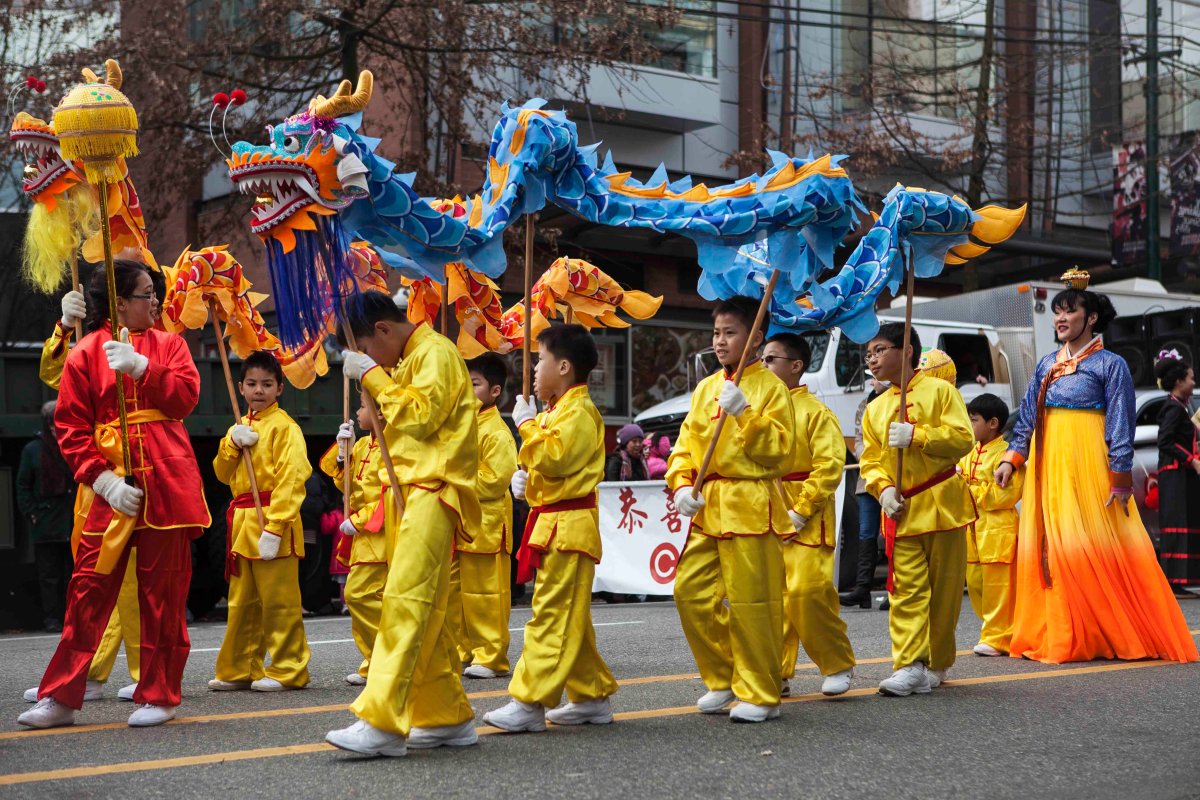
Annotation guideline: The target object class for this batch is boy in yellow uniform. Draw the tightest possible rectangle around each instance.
[327,292,480,757]
[210,351,312,692]
[667,296,794,723]
[483,324,620,732]
[859,323,976,696]
[319,392,388,686]
[449,353,518,679]
[762,333,856,697]
[959,393,1023,657]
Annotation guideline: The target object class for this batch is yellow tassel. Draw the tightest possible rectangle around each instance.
[21,184,99,293]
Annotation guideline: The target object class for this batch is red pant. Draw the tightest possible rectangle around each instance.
[39,528,195,709]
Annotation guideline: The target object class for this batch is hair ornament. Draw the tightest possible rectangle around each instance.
[1059,267,1090,290]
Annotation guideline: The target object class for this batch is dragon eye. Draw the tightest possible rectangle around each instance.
[282,136,302,153]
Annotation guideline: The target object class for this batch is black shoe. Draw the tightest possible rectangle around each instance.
[878,595,890,611]
[839,589,872,609]
[43,619,62,633]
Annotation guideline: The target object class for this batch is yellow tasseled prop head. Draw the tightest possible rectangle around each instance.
[53,78,138,185]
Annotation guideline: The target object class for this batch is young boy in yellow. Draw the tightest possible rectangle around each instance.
[448,353,518,679]
[319,392,388,686]
[210,351,312,692]
[326,291,480,757]
[860,323,975,696]
[667,296,794,723]
[762,333,856,698]
[482,324,619,732]
[959,393,1023,657]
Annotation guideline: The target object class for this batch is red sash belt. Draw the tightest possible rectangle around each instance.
[782,471,812,481]
[225,490,272,580]
[516,494,598,584]
[881,467,957,592]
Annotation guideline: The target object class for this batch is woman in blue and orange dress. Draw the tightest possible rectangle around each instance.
[18,260,210,729]
[995,271,1197,664]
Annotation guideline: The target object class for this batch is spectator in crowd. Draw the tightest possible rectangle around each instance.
[840,378,889,611]
[16,401,77,633]
[605,423,648,482]
[646,434,671,480]
[1154,352,1200,595]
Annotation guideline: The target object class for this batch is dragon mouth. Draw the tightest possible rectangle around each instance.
[12,134,76,197]
[229,160,325,234]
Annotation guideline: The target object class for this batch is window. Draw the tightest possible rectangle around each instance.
[937,333,994,385]
[1135,397,1165,427]
[802,332,830,373]
[835,334,866,387]
[575,0,718,79]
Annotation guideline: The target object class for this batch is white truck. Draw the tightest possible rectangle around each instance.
[634,277,1200,566]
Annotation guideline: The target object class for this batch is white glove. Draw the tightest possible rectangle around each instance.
[788,510,809,532]
[258,531,281,560]
[510,469,528,500]
[512,395,537,428]
[230,424,258,448]
[60,290,86,328]
[92,469,144,517]
[341,350,377,381]
[103,331,148,380]
[880,486,905,520]
[674,486,705,517]
[717,381,749,417]
[888,421,915,449]
[336,421,355,462]
[339,518,359,537]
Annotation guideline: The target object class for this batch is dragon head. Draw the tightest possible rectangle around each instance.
[226,71,376,252]
[10,111,84,210]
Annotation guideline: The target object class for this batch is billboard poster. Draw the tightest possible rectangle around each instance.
[1170,131,1200,260]
[1112,141,1148,265]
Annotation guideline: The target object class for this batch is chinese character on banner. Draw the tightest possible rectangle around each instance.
[660,485,682,534]
[617,486,647,534]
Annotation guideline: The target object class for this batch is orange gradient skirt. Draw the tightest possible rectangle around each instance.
[1010,408,1198,664]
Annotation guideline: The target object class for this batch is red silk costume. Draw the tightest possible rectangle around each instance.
[39,324,210,709]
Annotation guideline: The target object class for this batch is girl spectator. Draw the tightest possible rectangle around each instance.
[1154,351,1200,595]
[646,434,671,480]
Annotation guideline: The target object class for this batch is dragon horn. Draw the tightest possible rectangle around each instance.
[105,59,123,90]
[309,70,373,119]
[81,67,99,83]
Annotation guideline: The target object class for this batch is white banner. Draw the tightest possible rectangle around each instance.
[593,476,847,595]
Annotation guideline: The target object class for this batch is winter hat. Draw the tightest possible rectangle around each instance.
[616,423,645,446]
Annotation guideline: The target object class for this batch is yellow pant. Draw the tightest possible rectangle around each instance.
[889,528,966,671]
[675,531,784,707]
[87,551,140,683]
[781,543,856,678]
[448,551,512,673]
[345,562,387,678]
[508,548,618,707]
[967,560,1016,652]
[215,556,311,687]
[350,487,475,736]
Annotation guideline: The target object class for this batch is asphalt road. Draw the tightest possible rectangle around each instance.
[1,595,1198,799]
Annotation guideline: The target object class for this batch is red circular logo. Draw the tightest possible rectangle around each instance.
[649,543,680,584]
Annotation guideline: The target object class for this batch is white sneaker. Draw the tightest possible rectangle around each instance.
[406,719,479,749]
[928,668,948,689]
[973,642,1003,657]
[117,683,138,701]
[345,673,367,686]
[463,664,506,679]
[729,701,781,723]
[128,704,176,727]
[207,679,252,691]
[326,718,407,757]
[84,680,104,702]
[820,668,854,696]
[780,679,791,698]
[482,699,546,733]
[878,664,932,697]
[546,697,613,726]
[22,687,37,703]
[17,697,76,729]
[697,689,736,714]
[251,677,286,692]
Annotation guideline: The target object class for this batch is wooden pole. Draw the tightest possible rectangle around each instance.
[96,184,132,481]
[691,269,781,500]
[208,302,267,530]
[440,279,450,336]
[342,372,352,520]
[522,215,535,398]
[70,262,83,340]
[895,249,917,493]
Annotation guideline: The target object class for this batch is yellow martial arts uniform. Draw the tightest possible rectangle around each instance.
[508,384,619,707]
[350,324,480,736]
[320,435,388,679]
[860,371,975,672]
[666,362,794,707]
[213,402,312,688]
[447,403,517,673]
[780,386,856,679]
[959,435,1022,652]
[43,322,141,686]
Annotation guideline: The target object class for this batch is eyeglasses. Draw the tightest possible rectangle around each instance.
[125,292,156,301]
[762,355,802,366]
[864,345,898,362]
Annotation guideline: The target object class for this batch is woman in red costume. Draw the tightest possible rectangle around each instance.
[18,260,210,730]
